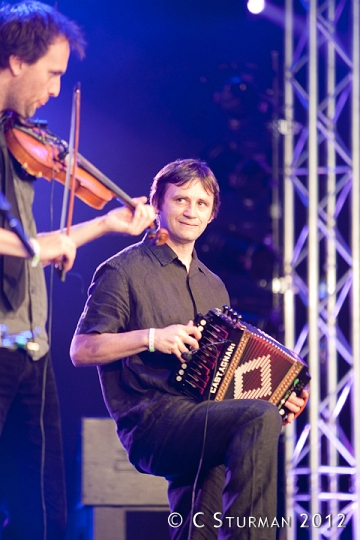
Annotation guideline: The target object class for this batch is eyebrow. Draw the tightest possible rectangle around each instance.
[173,194,211,204]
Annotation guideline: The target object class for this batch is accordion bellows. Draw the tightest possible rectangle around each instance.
[172,306,310,421]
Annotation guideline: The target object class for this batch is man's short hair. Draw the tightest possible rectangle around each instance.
[150,158,221,218]
[0,1,86,69]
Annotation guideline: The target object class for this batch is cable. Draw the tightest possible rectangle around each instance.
[38,176,56,540]
[39,353,49,540]
[185,340,230,540]
[187,392,213,540]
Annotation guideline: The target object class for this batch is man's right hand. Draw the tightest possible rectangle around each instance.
[36,232,77,272]
[152,321,202,360]
[71,321,203,368]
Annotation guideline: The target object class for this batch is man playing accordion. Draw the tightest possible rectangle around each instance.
[71,158,308,540]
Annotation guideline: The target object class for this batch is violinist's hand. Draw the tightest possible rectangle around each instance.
[282,389,309,426]
[103,197,156,236]
[36,232,77,272]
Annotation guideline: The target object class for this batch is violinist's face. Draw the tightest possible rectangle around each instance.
[6,36,70,119]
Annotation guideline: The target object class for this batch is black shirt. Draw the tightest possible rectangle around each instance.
[76,235,229,451]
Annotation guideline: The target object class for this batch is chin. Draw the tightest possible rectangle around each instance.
[25,105,38,118]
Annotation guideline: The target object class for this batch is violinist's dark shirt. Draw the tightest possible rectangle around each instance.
[75,236,229,456]
[0,131,48,359]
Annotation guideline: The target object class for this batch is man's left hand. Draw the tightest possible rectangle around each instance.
[283,389,309,425]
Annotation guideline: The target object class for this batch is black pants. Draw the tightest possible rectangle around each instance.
[127,396,283,540]
[0,349,66,540]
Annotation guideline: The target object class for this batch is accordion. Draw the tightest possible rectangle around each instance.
[172,306,310,420]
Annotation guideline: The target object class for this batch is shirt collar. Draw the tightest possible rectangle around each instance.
[143,234,205,273]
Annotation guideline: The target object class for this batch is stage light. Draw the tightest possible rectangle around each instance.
[247,0,265,14]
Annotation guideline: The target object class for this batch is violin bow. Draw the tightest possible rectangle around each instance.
[58,82,81,281]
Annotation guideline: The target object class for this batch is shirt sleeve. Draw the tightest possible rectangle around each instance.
[75,261,130,335]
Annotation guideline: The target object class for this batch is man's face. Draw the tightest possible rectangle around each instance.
[157,180,214,249]
[6,36,70,118]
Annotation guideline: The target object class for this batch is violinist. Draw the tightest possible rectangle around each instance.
[0,2,155,540]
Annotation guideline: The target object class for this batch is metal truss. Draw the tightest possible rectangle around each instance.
[281,0,360,538]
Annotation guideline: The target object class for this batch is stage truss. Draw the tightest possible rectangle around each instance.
[280,0,360,539]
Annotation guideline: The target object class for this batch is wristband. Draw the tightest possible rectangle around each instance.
[29,238,41,268]
[148,328,155,353]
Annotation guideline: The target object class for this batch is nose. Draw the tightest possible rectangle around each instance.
[183,201,197,218]
[49,78,61,98]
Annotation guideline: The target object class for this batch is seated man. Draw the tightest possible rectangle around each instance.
[71,158,308,540]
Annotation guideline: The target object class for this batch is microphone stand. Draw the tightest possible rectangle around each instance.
[0,191,34,257]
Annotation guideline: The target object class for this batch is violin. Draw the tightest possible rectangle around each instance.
[3,113,168,245]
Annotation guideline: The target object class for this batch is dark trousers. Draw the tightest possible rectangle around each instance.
[0,349,66,540]
[128,396,282,540]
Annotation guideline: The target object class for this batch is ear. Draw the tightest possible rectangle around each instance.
[8,55,25,76]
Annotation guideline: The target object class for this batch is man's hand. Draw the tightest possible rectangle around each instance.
[36,232,77,272]
[102,197,156,236]
[283,389,309,425]
[63,196,156,250]
[152,321,202,360]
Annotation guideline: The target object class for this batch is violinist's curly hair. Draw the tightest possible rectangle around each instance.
[0,1,86,69]
[150,158,221,219]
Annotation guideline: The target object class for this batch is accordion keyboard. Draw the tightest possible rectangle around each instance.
[172,306,310,420]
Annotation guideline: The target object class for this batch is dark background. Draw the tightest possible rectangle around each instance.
[11,0,287,521]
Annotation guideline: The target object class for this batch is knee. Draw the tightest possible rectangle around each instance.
[255,400,283,435]
[234,399,282,436]
[225,401,282,464]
